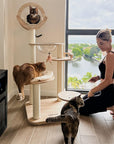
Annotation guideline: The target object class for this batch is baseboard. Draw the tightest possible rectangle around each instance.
[8,88,57,102]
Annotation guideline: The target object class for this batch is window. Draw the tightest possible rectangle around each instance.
[65,0,114,92]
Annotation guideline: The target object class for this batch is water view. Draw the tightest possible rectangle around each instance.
[68,56,101,90]
[68,57,99,78]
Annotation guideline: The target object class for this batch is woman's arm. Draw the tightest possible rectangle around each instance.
[88,52,114,97]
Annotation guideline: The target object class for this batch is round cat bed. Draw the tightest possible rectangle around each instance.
[17,2,47,30]
[30,71,54,84]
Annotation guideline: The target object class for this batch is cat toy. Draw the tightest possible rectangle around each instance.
[46,52,52,63]
[37,44,56,64]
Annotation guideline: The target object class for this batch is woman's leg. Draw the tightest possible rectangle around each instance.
[80,84,114,116]
[80,93,107,115]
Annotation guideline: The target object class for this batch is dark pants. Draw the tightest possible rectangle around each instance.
[79,84,114,115]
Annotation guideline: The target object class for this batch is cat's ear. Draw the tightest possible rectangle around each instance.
[29,6,32,10]
[35,7,38,12]
[78,95,81,98]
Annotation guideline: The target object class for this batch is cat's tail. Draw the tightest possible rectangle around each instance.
[46,115,71,124]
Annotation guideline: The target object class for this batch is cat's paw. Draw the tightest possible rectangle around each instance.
[16,93,25,101]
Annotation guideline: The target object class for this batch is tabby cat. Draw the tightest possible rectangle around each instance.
[46,96,84,144]
[13,62,46,101]
[27,6,40,24]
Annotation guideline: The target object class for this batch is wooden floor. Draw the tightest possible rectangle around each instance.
[0,96,114,144]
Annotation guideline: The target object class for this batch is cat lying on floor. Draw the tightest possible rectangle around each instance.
[46,95,84,144]
[13,62,46,101]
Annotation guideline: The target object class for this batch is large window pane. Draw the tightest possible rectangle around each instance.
[69,0,114,29]
[67,36,114,91]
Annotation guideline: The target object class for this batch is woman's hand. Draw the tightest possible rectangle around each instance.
[88,76,100,83]
[88,90,94,97]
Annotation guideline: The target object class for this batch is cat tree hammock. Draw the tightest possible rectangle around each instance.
[17,2,80,125]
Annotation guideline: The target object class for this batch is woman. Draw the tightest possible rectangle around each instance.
[79,29,114,118]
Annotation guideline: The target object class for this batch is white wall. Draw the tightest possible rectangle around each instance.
[5,1,17,101]
[13,0,66,97]
[0,0,16,101]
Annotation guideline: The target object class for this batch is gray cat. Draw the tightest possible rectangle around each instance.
[46,95,84,144]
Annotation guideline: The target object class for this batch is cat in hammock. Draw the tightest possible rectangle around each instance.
[46,96,84,144]
[27,6,40,24]
[13,62,46,101]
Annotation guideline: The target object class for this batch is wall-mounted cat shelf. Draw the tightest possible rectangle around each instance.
[17,2,47,30]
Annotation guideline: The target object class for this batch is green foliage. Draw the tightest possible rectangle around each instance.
[68,72,93,88]
[83,47,91,56]
[72,48,83,57]
[68,76,82,88]
[68,43,102,61]
[81,72,92,83]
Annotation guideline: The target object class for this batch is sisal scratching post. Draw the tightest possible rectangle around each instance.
[33,84,41,119]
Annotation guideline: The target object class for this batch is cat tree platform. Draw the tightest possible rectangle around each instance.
[52,57,72,61]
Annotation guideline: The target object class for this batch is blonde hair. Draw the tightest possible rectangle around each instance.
[96,28,112,41]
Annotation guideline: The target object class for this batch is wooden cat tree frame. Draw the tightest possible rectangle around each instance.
[17,2,80,125]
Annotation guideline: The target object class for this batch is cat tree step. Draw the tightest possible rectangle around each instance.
[58,91,81,101]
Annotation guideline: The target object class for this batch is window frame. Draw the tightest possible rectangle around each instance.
[65,0,114,92]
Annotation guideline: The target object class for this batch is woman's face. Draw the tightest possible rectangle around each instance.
[96,38,112,52]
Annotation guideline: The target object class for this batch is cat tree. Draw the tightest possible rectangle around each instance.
[17,2,80,125]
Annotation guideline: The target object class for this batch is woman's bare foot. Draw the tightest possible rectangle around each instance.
[110,111,114,115]
[107,106,114,119]
[110,112,114,120]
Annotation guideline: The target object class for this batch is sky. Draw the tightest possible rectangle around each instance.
[69,0,114,29]
[68,0,114,44]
